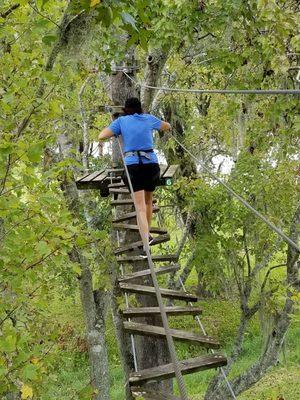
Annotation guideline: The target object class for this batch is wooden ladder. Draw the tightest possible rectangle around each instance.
[109,168,227,399]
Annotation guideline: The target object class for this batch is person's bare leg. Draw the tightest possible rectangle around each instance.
[145,191,153,230]
[133,190,149,242]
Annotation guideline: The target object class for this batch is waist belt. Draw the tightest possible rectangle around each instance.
[124,149,154,162]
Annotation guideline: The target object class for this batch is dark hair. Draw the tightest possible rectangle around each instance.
[123,97,143,115]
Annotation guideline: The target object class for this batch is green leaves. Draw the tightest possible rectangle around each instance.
[42,35,57,46]
[121,12,138,31]
[0,334,17,353]
[27,142,44,163]
[95,5,113,28]
[22,364,38,381]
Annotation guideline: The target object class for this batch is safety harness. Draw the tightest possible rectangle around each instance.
[124,149,154,164]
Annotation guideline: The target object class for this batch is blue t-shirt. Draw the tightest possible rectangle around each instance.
[108,113,162,165]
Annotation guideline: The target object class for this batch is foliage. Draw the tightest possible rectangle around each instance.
[0,0,299,398]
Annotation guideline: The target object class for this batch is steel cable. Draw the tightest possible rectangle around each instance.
[123,71,300,95]
[169,133,300,252]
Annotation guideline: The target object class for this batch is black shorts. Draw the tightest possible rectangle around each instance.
[122,163,160,192]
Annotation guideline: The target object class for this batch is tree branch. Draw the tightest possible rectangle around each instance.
[0,3,20,19]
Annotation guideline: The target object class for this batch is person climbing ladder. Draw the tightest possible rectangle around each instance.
[99,97,171,245]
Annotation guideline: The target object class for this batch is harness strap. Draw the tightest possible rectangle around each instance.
[124,149,154,163]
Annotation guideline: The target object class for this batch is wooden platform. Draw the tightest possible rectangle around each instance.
[75,164,180,194]
[129,354,227,385]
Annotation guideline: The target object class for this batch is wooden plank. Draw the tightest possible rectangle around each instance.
[91,171,108,182]
[115,234,170,255]
[80,170,104,182]
[131,387,183,400]
[111,199,158,206]
[108,182,126,188]
[76,171,94,182]
[106,168,124,175]
[119,283,198,301]
[159,164,169,176]
[113,223,165,234]
[122,306,202,318]
[118,264,179,283]
[112,206,159,223]
[111,199,134,206]
[107,176,122,181]
[117,254,178,264]
[162,165,180,179]
[129,354,227,385]
[109,188,130,194]
[124,322,220,348]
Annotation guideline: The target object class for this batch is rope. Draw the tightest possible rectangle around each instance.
[169,133,300,253]
[117,137,189,400]
[178,277,237,400]
[123,71,300,95]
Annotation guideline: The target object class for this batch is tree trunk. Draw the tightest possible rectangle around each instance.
[204,205,300,400]
[108,57,172,396]
[57,132,110,400]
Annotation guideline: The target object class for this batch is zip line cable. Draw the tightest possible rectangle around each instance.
[122,71,300,252]
[117,137,189,400]
[169,133,300,252]
[123,71,300,95]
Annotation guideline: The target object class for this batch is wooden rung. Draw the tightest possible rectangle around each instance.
[111,199,158,206]
[112,207,159,223]
[124,322,220,348]
[108,176,122,181]
[111,199,134,206]
[119,283,198,302]
[113,223,166,234]
[129,354,227,385]
[108,182,126,188]
[115,234,170,255]
[122,306,202,318]
[117,254,178,264]
[162,165,180,179]
[118,264,179,283]
[131,387,183,400]
[109,188,130,194]
[106,168,124,174]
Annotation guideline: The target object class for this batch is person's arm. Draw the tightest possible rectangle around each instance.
[98,127,114,141]
[99,118,121,142]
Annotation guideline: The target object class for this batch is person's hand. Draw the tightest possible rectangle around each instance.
[164,130,172,141]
